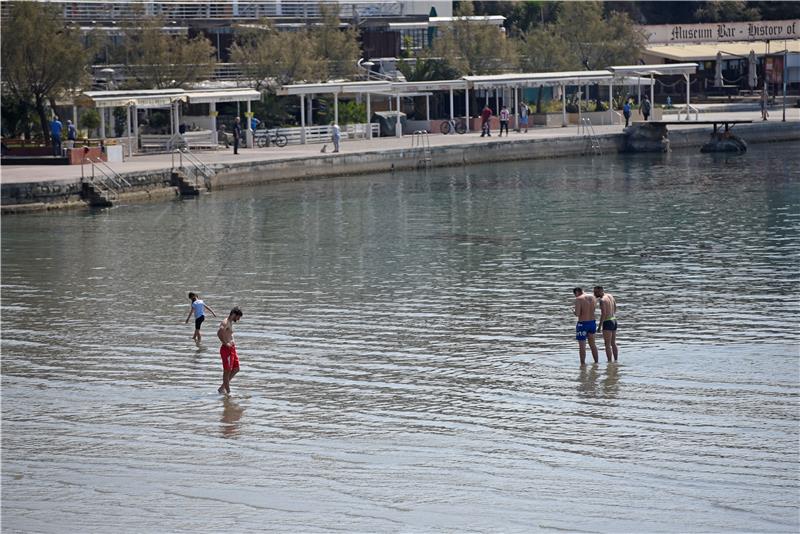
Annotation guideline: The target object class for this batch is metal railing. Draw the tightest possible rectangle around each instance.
[678,104,701,121]
[411,130,431,168]
[81,156,131,200]
[580,118,602,156]
[172,147,215,187]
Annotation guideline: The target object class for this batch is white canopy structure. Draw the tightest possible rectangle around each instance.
[608,63,699,120]
[77,87,262,151]
[275,63,699,142]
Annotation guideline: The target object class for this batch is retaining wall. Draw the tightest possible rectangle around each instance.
[3,121,798,213]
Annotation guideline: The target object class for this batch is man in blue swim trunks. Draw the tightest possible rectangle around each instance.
[572,287,599,366]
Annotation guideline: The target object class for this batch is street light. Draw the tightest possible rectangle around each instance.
[357,58,375,80]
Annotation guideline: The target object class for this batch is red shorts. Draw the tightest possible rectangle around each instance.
[220,344,239,371]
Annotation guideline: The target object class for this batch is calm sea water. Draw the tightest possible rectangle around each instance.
[2,142,799,532]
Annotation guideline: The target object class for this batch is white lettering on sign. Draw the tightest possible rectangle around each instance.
[643,19,800,44]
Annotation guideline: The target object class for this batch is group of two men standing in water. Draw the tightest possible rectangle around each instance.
[573,286,618,366]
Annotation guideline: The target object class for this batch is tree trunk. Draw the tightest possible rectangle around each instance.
[35,94,50,146]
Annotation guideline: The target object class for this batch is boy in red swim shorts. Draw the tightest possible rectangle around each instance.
[217,307,243,394]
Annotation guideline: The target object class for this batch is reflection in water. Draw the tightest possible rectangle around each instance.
[577,364,600,397]
[1,143,798,532]
[601,363,620,399]
[220,397,244,438]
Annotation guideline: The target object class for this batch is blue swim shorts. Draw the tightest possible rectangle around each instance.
[576,320,596,341]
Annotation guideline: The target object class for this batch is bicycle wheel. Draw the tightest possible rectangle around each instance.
[455,121,467,135]
[440,121,451,135]
[256,135,267,148]
[274,134,288,147]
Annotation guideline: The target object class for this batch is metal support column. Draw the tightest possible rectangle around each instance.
[209,102,217,147]
[395,94,401,137]
[449,88,454,120]
[685,73,691,121]
[366,93,371,140]
[561,84,566,127]
[334,92,339,125]
[465,87,470,133]
[246,99,253,148]
[650,73,655,110]
[132,105,139,152]
[300,94,306,144]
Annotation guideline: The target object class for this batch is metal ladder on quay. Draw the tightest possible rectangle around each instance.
[411,130,432,169]
[80,156,131,207]
[580,118,602,156]
[171,147,216,196]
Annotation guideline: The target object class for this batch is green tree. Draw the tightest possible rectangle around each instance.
[553,2,646,71]
[431,1,518,76]
[230,19,322,89]
[397,54,460,82]
[121,17,215,88]
[310,3,361,80]
[693,1,760,22]
[79,109,101,137]
[517,26,576,112]
[1,2,89,145]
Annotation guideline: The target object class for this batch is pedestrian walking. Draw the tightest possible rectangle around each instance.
[640,96,651,122]
[480,105,492,137]
[499,105,509,137]
[760,88,769,121]
[217,307,243,395]
[623,100,631,128]
[50,116,63,156]
[185,292,217,343]
[331,123,341,153]
[66,119,77,148]
[232,117,242,154]
[519,102,529,133]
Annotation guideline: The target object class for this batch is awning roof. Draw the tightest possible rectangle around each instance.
[78,87,261,108]
[276,63,691,97]
[276,81,392,96]
[185,88,261,104]
[79,89,185,109]
[608,63,699,76]
[465,70,616,88]
[644,41,800,61]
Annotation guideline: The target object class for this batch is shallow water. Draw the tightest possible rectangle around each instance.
[2,143,799,532]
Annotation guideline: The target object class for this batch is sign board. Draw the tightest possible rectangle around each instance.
[765,56,784,84]
[642,20,800,44]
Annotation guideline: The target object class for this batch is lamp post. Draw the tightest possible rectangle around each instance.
[357,58,375,81]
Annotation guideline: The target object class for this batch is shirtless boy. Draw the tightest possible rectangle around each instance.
[217,307,243,395]
[594,286,619,362]
[573,287,599,366]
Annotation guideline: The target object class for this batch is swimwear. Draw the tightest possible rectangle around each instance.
[220,344,239,371]
[576,320,596,341]
[602,319,618,331]
[195,315,205,330]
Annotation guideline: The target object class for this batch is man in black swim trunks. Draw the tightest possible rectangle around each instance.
[594,286,618,362]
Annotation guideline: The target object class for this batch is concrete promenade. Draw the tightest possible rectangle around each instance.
[1,106,798,211]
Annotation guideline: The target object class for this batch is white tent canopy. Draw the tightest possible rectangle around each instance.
[608,63,699,119]
[77,87,262,152]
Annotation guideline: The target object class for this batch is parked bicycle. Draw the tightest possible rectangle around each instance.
[255,128,288,148]
[440,118,467,135]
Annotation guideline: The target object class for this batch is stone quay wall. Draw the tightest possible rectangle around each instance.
[2,121,798,213]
